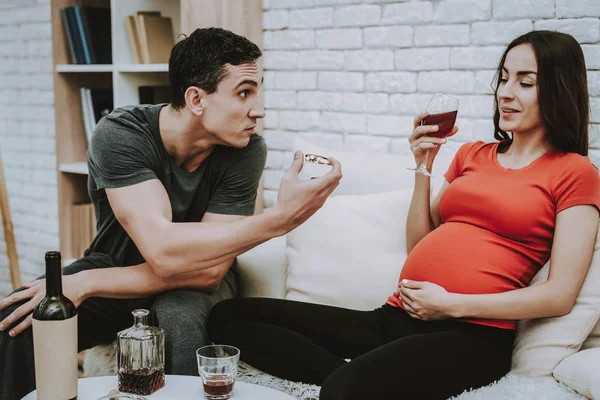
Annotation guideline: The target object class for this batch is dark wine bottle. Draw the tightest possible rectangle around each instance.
[32,251,78,400]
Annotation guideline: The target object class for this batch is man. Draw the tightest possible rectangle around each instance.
[0,27,342,400]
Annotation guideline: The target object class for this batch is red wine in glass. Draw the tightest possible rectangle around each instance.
[422,110,458,139]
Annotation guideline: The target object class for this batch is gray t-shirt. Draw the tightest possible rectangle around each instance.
[86,104,267,267]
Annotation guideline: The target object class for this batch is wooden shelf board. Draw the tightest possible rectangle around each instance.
[59,162,89,175]
[117,64,169,72]
[56,64,114,73]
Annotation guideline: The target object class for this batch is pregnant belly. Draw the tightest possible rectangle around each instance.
[398,222,535,295]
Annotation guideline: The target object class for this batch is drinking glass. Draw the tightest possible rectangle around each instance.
[408,93,459,177]
[196,345,240,400]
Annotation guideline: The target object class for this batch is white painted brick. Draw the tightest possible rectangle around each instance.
[0,58,18,73]
[345,50,394,71]
[320,112,366,133]
[262,130,297,150]
[344,135,390,153]
[32,168,56,185]
[264,71,276,89]
[471,20,533,45]
[395,48,451,71]
[455,95,495,118]
[342,93,364,112]
[334,5,381,27]
[265,91,297,109]
[274,72,317,90]
[450,47,505,69]
[279,111,320,130]
[298,132,345,149]
[364,93,388,114]
[298,50,344,70]
[382,2,433,25]
[418,71,475,94]
[263,10,289,30]
[297,91,343,111]
[471,119,496,142]
[556,0,600,18]
[364,26,413,48]
[264,0,271,10]
[264,30,314,49]
[589,72,600,97]
[475,70,498,94]
[266,150,285,169]
[415,25,470,47]
[433,0,491,23]
[390,93,440,118]
[30,137,54,152]
[8,4,50,22]
[367,115,414,136]
[583,45,600,69]
[264,189,278,208]
[264,51,299,70]
[390,138,415,155]
[534,18,600,44]
[25,40,52,57]
[316,28,362,49]
[264,169,286,190]
[290,7,334,28]
[318,72,364,92]
[19,57,52,73]
[271,0,315,9]
[264,110,279,129]
[492,0,554,20]
[0,41,18,56]
[19,90,53,105]
[18,22,51,40]
[592,97,600,123]
[365,72,417,93]
[316,0,362,4]
[4,136,30,151]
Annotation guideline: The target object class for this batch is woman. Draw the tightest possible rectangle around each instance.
[207,31,600,400]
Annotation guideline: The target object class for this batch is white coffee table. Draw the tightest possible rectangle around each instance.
[23,375,296,400]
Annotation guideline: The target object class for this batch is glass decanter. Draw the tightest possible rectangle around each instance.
[117,309,165,396]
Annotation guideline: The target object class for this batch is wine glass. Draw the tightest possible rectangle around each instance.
[408,93,459,177]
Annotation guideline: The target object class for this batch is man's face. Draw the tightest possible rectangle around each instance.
[201,62,265,148]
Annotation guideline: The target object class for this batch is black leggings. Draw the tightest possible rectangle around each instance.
[207,298,515,400]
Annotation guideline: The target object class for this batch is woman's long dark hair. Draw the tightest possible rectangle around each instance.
[493,30,589,156]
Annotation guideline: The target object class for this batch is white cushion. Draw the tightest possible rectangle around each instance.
[553,348,600,399]
[511,224,600,377]
[293,136,460,197]
[581,322,600,351]
[285,189,412,310]
[237,236,287,299]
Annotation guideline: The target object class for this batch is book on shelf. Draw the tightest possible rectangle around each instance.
[139,85,172,104]
[71,203,96,259]
[80,87,113,144]
[61,6,111,64]
[125,11,175,64]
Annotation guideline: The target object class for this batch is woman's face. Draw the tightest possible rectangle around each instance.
[497,44,544,136]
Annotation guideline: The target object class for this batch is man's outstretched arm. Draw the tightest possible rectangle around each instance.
[107,151,341,279]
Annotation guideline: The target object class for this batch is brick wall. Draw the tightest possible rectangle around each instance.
[261,0,600,207]
[0,0,56,297]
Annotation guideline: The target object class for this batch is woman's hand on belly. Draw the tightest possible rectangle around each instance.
[396,279,457,321]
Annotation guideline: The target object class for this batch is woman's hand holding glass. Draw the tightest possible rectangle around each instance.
[408,112,458,175]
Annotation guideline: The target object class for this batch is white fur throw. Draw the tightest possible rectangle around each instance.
[84,342,587,400]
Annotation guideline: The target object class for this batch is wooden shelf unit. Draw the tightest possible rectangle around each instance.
[51,0,263,261]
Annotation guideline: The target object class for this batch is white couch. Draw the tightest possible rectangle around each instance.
[234,138,600,400]
[84,138,600,399]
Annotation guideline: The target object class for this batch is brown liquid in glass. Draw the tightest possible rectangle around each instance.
[118,367,165,395]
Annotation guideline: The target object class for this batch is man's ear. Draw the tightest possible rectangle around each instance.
[184,86,206,116]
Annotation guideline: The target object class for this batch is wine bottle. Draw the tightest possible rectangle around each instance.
[32,251,78,400]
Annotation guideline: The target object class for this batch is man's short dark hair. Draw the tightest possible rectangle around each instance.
[168,27,262,110]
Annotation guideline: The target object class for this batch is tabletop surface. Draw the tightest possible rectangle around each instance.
[23,375,296,400]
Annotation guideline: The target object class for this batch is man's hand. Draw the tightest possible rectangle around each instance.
[0,274,89,337]
[395,279,456,321]
[275,150,342,231]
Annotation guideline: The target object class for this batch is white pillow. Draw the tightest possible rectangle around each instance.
[582,322,600,351]
[553,348,600,399]
[285,189,412,310]
[293,137,460,197]
[511,223,600,377]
